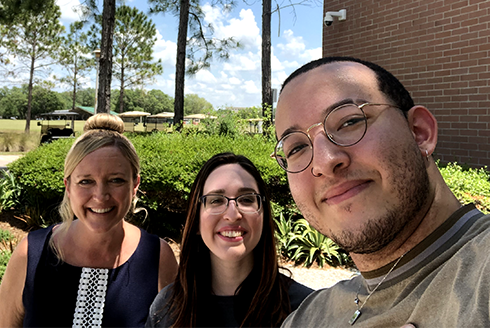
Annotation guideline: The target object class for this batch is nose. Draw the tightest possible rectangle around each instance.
[309,129,350,177]
[92,183,110,202]
[223,200,242,221]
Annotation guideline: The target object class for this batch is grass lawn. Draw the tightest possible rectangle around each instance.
[0,119,87,134]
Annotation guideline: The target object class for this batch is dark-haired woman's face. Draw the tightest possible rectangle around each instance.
[199,164,263,268]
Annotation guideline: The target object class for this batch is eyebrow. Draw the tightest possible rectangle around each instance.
[277,98,367,140]
[72,172,127,179]
[205,187,258,195]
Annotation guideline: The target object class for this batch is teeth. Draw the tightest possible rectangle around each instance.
[91,207,113,214]
[220,231,244,238]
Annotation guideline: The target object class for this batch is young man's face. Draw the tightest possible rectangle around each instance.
[275,62,430,254]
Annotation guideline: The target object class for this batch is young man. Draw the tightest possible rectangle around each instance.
[273,57,490,327]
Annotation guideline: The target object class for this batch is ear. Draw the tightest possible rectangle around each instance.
[406,105,438,157]
[64,178,70,198]
[133,175,140,197]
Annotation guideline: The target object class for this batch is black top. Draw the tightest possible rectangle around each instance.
[146,274,314,327]
[23,225,161,327]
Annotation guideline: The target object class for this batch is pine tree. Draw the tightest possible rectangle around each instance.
[3,2,64,132]
[149,0,239,130]
[113,6,162,113]
[58,21,92,111]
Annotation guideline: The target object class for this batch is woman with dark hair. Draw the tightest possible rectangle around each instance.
[146,152,313,327]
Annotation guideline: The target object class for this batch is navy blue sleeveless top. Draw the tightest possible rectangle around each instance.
[23,225,161,327]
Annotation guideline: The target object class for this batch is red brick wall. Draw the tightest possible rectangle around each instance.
[323,0,490,168]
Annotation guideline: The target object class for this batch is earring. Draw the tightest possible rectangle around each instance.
[311,167,321,178]
[425,149,430,161]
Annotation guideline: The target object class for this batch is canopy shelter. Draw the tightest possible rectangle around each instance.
[146,112,175,132]
[184,113,217,125]
[117,111,151,132]
[117,111,151,118]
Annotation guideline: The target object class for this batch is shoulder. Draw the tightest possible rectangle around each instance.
[146,283,174,327]
[282,287,338,328]
[281,274,314,311]
[0,236,29,326]
[158,238,178,290]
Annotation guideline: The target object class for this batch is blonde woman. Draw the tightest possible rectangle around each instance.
[0,114,178,327]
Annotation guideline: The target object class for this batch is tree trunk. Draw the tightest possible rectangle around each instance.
[97,0,116,114]
[24,47,36,133]
[119,64,125,114]
[261,0,272,123]
[72,56,77,110]
[174,0,190,131]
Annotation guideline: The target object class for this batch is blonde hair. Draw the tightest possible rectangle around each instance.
[50,113,141,260]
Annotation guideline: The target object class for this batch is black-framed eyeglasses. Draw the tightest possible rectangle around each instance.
[272,103,399,173]
[199,193,263,215]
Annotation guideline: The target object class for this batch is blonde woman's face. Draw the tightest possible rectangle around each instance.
[64,146,140,233]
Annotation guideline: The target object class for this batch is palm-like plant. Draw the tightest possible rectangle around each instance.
[274,217,351,268]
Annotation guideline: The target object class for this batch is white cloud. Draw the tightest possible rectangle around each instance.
[277,29,305,57]
[242,80,259,94]
[195,69,217,83]
[229,77,241,85]
[57,0,83,23]
[201,5,261,51]
[153,31,177,66]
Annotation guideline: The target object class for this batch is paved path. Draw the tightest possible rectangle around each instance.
[0,155,22,170]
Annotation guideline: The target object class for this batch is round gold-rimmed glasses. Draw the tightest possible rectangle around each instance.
[272,103,399,173]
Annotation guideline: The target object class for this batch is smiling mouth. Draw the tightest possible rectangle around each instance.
[89,207,114,214]
[219,231,245,238]
[325,181,372,205]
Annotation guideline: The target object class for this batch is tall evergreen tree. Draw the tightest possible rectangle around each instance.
[58,21,92,111]
[149,0,239,131]
[113,6,162,113]
[3,2,64,132]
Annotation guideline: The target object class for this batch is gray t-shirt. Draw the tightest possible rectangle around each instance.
[282,205,490,328]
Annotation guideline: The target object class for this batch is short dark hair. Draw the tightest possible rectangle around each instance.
[167,152,291,327]
[281,56,415,114]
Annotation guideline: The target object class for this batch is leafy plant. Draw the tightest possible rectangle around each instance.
[0,250,12,283]
[0,229,16,283]
[274,216,351,268]
[274,213,296,257]
[0,170,23,212]
[438,162,490,213]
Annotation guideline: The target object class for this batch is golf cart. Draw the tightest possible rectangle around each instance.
[38,110,78,144]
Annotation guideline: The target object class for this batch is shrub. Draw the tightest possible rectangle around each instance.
[438,162,490,213]
[7,133,288,238]
[0,132,40,152]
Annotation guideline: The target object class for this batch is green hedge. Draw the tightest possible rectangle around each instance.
[7,132,290,239]
[7,133,490,240]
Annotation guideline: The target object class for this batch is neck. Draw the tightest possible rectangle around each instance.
[210,254,254,296]
[351,165,462,272]
[59,220,130,268]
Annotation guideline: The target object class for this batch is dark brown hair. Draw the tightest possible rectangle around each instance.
[167,152,291,327]
[281,56,415,115]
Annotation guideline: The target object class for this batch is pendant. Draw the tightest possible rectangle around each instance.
[349,309,361,325]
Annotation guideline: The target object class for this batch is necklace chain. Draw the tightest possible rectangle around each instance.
[349,252,406,325]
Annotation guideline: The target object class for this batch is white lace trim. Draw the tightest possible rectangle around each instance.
[72,267,109,328]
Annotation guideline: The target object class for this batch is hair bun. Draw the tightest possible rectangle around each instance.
[83,113,125,134]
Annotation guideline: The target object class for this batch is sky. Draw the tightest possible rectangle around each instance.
[19,0,324,109]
